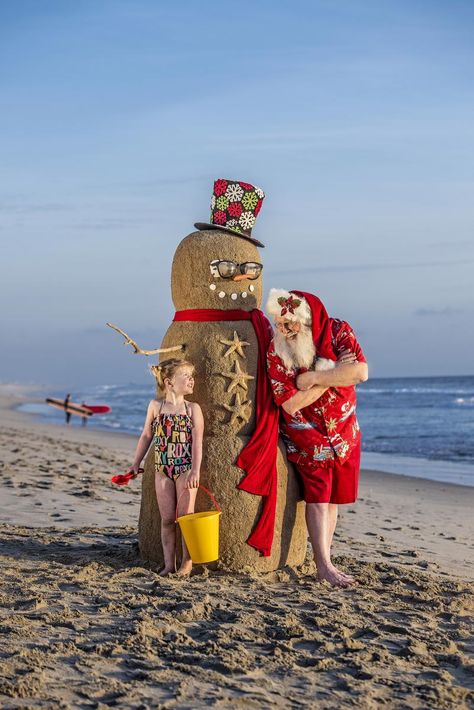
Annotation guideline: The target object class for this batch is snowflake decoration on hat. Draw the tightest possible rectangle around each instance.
[216,195,229,211]
[214,179,228,196]
[225,183,244,202]
[239,211,256,230]
[228,202,243,218]
[242,192,258,211]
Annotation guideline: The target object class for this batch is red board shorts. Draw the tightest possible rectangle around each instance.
[295,442,361,505]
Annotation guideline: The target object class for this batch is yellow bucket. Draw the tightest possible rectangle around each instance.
[176,486,221,564]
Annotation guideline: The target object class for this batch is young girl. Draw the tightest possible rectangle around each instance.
[130,358,204,576]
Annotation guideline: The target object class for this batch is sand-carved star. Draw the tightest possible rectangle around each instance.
[219,331,250,359]
[221,359,254,393]
[223,391,252,427]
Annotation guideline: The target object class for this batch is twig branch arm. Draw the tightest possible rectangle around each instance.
[106,322,184,356]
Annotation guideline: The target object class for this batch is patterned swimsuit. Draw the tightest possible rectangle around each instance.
[153,400,193,481]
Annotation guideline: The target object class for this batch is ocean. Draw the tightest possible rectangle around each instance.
[19,375,474,487]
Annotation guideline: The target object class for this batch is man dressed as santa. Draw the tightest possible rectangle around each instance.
[266,289,368,587]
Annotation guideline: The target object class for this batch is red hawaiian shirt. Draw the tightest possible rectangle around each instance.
[267,319,366,469]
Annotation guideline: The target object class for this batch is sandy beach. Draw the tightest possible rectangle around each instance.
[0,385,473,708]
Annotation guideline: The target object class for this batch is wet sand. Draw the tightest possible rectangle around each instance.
[0,384,473,708]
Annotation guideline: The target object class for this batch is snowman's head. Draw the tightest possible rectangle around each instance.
[171,229,263,310]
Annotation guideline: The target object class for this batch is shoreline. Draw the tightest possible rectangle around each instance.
[8,383,474,490]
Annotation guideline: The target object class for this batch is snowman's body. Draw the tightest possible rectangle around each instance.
[138,230,307,572]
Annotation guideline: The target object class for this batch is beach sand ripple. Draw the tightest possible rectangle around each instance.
[0,524,473,709]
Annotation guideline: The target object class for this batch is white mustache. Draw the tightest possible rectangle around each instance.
[273,327,316,369]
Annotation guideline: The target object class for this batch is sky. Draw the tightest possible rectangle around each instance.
[1,0,473,387]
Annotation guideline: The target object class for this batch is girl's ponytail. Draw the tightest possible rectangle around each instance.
[150,358,194,391]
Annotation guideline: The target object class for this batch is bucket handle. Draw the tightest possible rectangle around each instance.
[175,485,221,522]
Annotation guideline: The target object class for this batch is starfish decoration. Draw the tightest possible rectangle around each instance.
[221,359,254,393]
[222,391,252,427]
[219,331,250,359]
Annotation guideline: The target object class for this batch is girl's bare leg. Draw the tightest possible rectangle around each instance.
[154,474,177,575]
[175,476,198,575]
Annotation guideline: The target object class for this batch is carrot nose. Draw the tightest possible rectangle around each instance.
[233,274,250,282]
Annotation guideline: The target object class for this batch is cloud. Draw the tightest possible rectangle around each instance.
[72,216,153,231]
[429,240,473,249]
[414,307,463,317]
[267,258,474,276]
[0,200,69,214]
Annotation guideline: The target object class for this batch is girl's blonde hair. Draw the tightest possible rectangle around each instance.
[150,358,195,391]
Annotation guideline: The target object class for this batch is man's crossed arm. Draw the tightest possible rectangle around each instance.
[282,352,368,417]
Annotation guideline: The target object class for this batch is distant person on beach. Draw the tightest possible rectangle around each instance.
[129,359,204,576]
[266,290,368,587]
[64,393,71,425]
[81,402,88,427]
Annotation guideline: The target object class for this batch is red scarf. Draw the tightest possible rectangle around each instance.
[174,308,279,556]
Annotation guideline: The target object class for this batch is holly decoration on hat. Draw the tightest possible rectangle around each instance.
[277,295,301,316]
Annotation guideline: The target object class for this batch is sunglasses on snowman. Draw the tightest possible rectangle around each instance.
[210,260,263,280]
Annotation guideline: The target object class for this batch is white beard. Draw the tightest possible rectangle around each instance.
[273,326,336,372]
[273,327,316,370]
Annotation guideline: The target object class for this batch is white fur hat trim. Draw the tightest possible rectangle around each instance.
[314,357,335,371]
[265,288,312,324]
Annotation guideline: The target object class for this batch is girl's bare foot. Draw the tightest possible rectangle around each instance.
[317,564,356,587]
[158,566,175,577]
[176,561,193,577]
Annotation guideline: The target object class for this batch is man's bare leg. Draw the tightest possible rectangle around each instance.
[306,503,355,587]
[327,503,338,557]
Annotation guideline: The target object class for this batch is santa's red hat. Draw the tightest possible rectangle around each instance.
[266,288,336,362]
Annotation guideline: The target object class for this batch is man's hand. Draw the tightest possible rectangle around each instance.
[296,371,316,391]
[336,349,358,366]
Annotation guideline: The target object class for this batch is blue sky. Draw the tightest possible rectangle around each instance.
[1,0,473,386]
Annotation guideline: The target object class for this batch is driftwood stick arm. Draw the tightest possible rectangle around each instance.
[106,322,184,356]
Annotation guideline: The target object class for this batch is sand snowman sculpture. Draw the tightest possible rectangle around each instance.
[138,179,307,572]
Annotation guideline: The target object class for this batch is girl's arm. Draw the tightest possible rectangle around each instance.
[130,400,156,473]
[186,402,204,489]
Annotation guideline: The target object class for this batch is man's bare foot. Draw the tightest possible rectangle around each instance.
[176,561,192,577]
[317,564,356,587]
[158,566,175,577]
